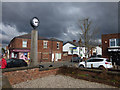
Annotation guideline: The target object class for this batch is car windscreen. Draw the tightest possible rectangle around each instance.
[6,59,14,63]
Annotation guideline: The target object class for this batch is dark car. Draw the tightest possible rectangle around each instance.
[6,58,28,68]
[71,57,82,63]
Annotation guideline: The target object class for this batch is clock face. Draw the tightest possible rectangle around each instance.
[30,17,39,29]
[33,18,39,27]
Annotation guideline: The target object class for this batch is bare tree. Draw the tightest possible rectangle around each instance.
[1,48,6,54]
[78,18,99,59]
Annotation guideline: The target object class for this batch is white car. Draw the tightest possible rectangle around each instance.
[78,58,113,69]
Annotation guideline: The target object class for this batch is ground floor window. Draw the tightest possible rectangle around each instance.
[19,52,29,60]
[55,53,61,61]
[58,53,61,59]
[109,52,120,66]
[11,52,14,58]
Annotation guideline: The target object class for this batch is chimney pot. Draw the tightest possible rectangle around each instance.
[73,40,76,42]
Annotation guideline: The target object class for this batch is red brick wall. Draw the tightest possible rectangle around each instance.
[102,33,120,58]
[9,38,31,49]
[62,52,72,61]
[62,55,72,61]
[9,38,63,62]
[3,68,59,85]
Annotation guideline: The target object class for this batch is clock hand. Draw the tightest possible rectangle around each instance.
[35,21,38,23]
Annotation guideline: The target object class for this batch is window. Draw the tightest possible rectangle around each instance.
[116,39,120,46]
[22,40,27,47]
[43,41,48,48]
[87,59,92,62]
[55,53,61,59]
[110,39,115,47]
[93,59,103,62]
[109,38,120,47]
[58,53,61,59]
[57,42,59,49]
[106,59,110,62]
[11,52,14,58]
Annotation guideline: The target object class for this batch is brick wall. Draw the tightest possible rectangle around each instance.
[102,33,120,58]
[3,68,59,85]
[9,37,63,62]
[9,38,31,49]
[62,52,72,61]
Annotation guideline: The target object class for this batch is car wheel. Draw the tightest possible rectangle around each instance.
[79,65,84,68]
[99,66,105,70]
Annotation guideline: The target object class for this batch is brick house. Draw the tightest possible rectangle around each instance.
[102,33,120,65]
[8,34,63,62]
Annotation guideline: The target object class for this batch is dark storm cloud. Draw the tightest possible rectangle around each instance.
[2,2,118,44]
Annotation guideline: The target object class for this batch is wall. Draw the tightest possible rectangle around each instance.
[63,43,75,52]
[79,47,85,59]
[3,68,59,85]
[102,33,120,58]
[9,38,31,49]
[9,38,63,62]
[63,43,86,60]
[96,46,102,55]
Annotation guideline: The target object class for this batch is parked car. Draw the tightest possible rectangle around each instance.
[6,58,28,68]
[78,57,113,69]
[71,57,82,63]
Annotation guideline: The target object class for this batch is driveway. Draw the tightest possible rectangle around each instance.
[13,75,116,88]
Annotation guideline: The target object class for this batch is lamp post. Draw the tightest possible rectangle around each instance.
[30,17,40,67]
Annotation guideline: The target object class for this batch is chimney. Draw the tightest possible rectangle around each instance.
[73,40,76,42]
[98,45,101,47]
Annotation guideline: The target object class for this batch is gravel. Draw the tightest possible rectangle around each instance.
[13,75,116,88]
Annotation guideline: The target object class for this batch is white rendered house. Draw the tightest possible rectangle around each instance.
[63,41,86,59]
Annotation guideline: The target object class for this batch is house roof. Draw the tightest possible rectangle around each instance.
[15,33,63,42]
[63,41,85,47]
[49,38,62,42]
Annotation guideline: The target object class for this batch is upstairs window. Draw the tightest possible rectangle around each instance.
[109,38,120,47]
[43,41,48,48]
[57,42,59,49]
[22,40,27,47]
[110,39,115,47]
[116,39,120,46]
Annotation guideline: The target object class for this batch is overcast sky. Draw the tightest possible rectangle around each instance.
[1,2,118,45]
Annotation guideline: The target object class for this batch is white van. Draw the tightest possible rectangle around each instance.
[78,57,113,69]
